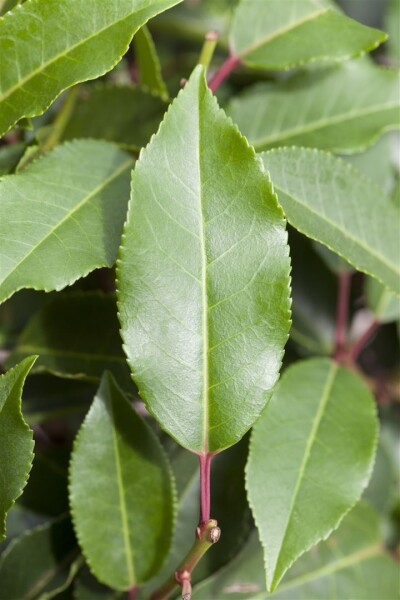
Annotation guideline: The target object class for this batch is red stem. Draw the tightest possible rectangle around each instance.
[208,54,240,92]
[349,320,380,362]
[199,453,213,523]
[127,586,138,600]
[334,272,352,360]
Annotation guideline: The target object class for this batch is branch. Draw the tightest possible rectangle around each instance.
[208,53,240,92]
[333,271,352,361]
[349,320,380,362]
[151,519,221,600]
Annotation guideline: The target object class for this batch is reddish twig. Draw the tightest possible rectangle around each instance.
[349,320,380,362]
[334,272,352,361]
[208,53,240,91]
[127,587,139,600]
[199,453,213,523]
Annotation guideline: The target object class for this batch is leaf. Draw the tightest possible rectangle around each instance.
[117,66,291,453]
[230,0,386,70]
[0,0,182,137]
[22,375,95,425]
[0,140,133,304]
[191,502,399,599]
[0,516,79,599]
[227,60,400,153]
[365,277,400,324]
[0,356,36,541]
[69,372,175,590]
[134,26,169,100]
[246,358,378,592]
[5,292,132,388]
[74,566,125,600]
[262,147,400,294]
[62,84,166,150]
[385,0,400,65]
[0,142,25,175]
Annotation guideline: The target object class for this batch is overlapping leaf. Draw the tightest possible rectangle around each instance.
[227,60,400,153]
[0,516,80,599]
[62,85,166,150]
[365,277,400,323]
[117,66,291,453]
[246,358,378,591]
[263,148,400,294]
[0,140,133,304]
[5,292,132,388]
[69,372,175,590]
[191,503,398,599]
[134,26,169,100]
[0,356,36,540]
[230,0,386,70]
[0,0,181,136]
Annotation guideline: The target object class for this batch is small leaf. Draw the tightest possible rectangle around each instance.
[0,140,133,304]
[69,372,175,590]
[117,65,291,453]
[0,356,36,541]
[134,26,169,100]
[191,502,399,599]
[227,60,400,153]
[62,84,166,150]
[0,0,182,136]
[5,292,132,388]
[262,147,400,294]
[246,358,378,591]
[230,0,386,70]
[0,516,79,599]
[365,277,400,323]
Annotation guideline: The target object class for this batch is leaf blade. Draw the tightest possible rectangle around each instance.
[0,355,37,541]
[69,372,175,590]
[262,147,400,294]
[230,0,387,70]
[246,358,378,591]
[0,0,181,136]
[0,140,133,304]
[117,65,291,453]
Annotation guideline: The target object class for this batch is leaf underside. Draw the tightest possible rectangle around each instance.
[117,65,291,453]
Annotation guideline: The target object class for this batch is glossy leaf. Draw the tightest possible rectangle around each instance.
[134,26,169,100]
[227,60,400,153]
[191,503,399,599]
[69,372,175,590]
[62,85,166,150]
[246,358,378,591]
[263,147,400,294]
[0,356,36,541]
[5,292,132,388]
[230,0,386,70]
[117,65,291,453]
[0,140,133,304]
[0,0,181,136]
[0,516,79,599]
[365,277,400,324]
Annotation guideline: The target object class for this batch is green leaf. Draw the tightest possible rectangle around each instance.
[0,356,36,541]
[0,0,182,137]
[262,147,400,294]
[246,358,378,592]
[134,26,169,100]
[62,85,166,150]
[0,142,25,175]
[0,516,79,599]
[365,277,400,324]
[74,566,124,600]
[227,60,400,153]
[0,140,133,304]
[230,0,386,70]
[385,0,400,65]
[5,292,132,388]
[191,502,399,599]
[69,372,175,590]
[117,65,291,453]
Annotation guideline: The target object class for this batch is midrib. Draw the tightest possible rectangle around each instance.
[273,181,400,277]
[0,157,133,288]
[239,7,327,58]
[197,86,209,454]
[271,362,338,585]
[253,103,397,149]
